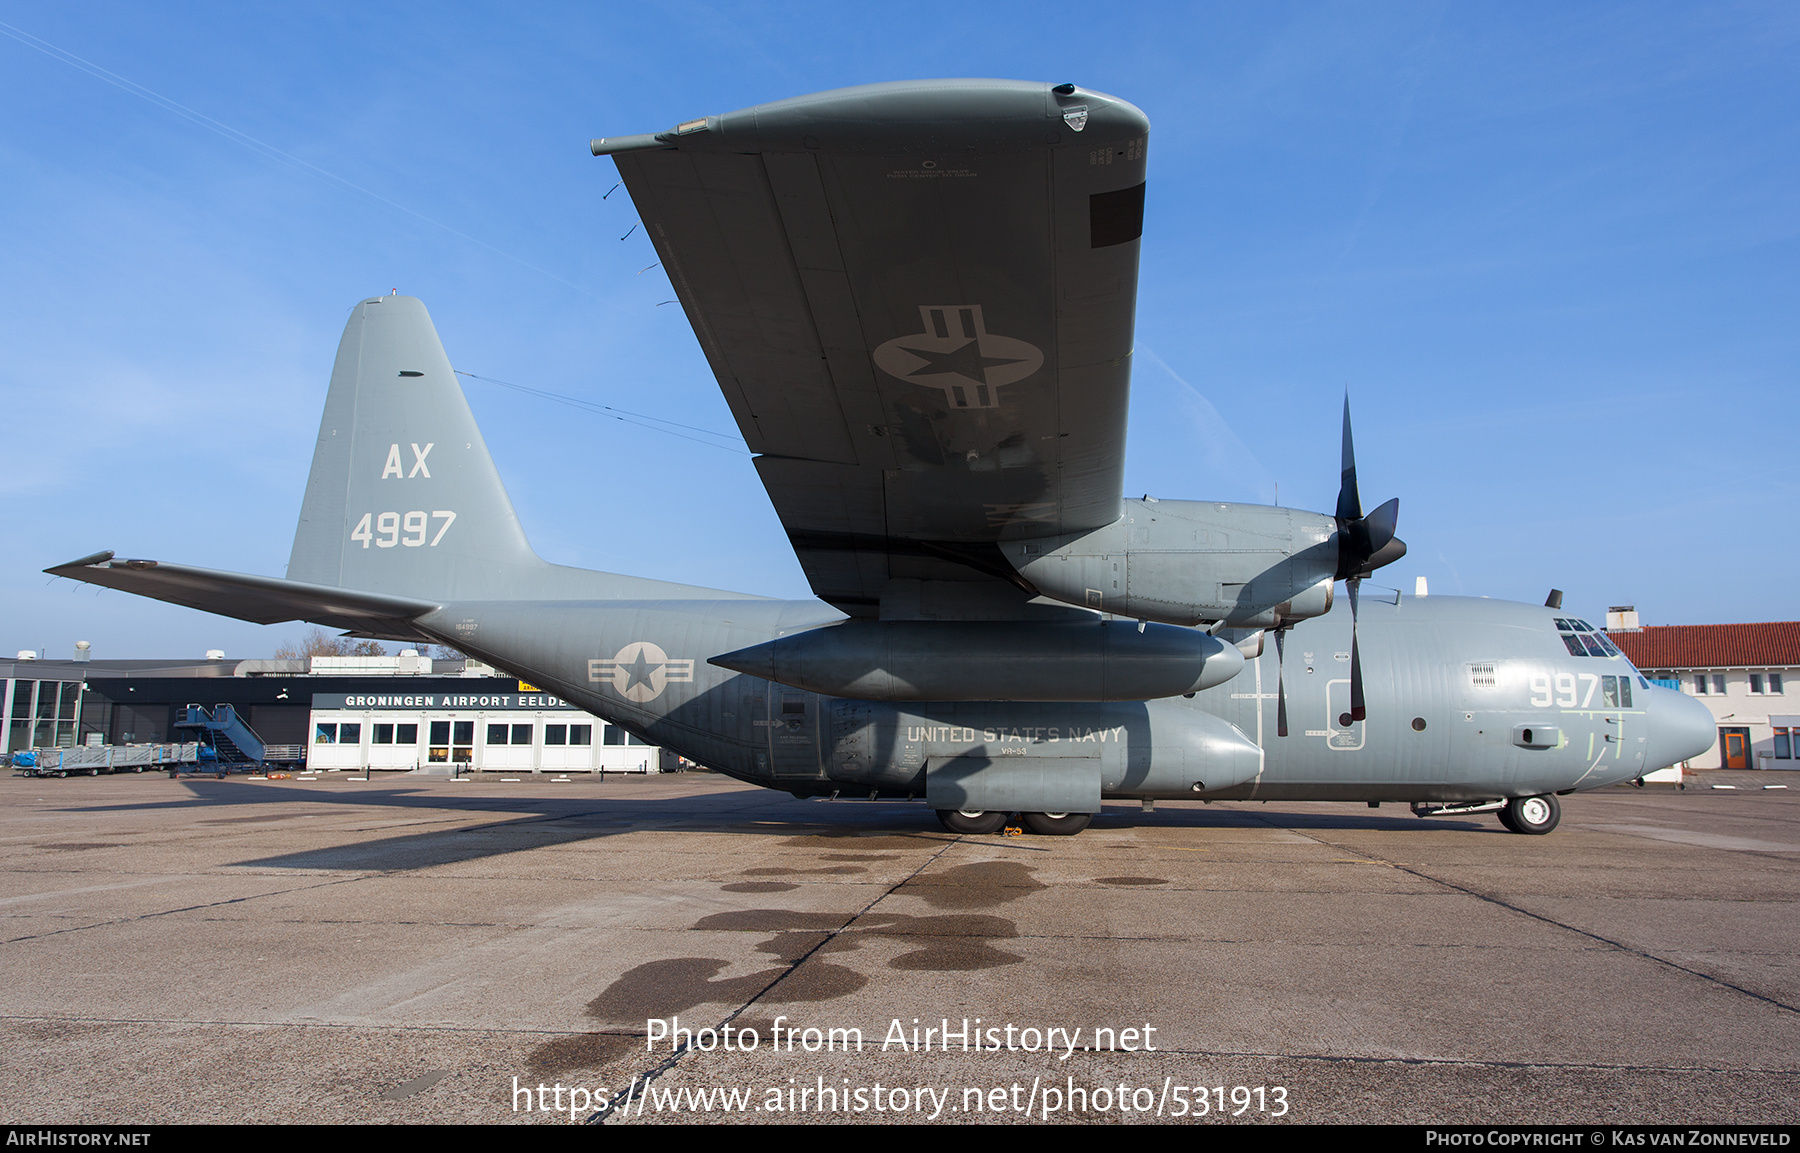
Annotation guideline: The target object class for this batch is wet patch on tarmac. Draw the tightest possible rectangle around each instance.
[861,912,1023,971]
[739,864,866,876]
[894,860,1046,910]
[720,881,799,893]
[585,957,787,1022]
[526,1031,640,1077]
[1094,876,1169,886]
[760,958,869,1001]
[36,843,125,851]
[693,910,849,933]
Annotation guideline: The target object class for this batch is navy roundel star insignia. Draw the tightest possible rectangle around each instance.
[588,641,695,703]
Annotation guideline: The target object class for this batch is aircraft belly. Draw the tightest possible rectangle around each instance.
[823,700,1262,799]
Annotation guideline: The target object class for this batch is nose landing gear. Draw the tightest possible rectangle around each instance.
[1499,793,1560,835]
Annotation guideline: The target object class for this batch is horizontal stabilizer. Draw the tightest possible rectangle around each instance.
[45,552,441,642]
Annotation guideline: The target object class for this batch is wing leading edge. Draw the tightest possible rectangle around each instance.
[604,80,1149,616]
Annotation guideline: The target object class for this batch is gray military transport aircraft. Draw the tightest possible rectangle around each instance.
[47,80,1713,836]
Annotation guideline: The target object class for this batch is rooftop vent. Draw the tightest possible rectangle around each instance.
[1605,606,1641,632]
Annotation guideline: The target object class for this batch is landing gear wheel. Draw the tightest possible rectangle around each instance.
[1502,794,1560,835]
[936,809,1009,835]
[1020,811,1093,836]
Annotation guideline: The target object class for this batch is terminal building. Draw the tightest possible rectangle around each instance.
[1,650,664,774]
[1605,607,1800,771]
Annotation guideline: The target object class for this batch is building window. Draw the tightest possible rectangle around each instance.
[315,723,337,744]
[1693,675,1708,695]
[544,724,565,746]
[1714,674,1727,695]
[338,723,361,745]
[570,724,592,746]
[373,724,394,744]
[1750,674,1764,695]
[1772,674,1785,695]
[487,723,510,745]
[1776,728,1792,760]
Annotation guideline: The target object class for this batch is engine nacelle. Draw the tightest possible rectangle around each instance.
[1000,498,1338,627]
[710,617,1243,701]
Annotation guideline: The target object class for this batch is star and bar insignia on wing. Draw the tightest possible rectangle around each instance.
[871,305,1044,410]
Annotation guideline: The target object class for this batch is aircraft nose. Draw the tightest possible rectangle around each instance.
[1646,684,1714,771]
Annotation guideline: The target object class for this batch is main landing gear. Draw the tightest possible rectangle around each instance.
[934,810,1094,836]
[1498,793,1560,835]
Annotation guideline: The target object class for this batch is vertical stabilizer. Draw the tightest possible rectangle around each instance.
[287,296,545,598]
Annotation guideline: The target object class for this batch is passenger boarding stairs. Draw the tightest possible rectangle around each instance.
[174,704,269,768]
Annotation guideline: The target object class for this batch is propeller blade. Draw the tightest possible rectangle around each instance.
[1348,577,1366,723]
[1332,401,1402,580]
[1363,535,1408,573]
[1275,628,1289,738]
[1363,497,1399,554]
[1336,394,1362,525]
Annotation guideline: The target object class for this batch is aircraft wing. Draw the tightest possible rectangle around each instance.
[45,552,442,643]
[603,80,1149,616]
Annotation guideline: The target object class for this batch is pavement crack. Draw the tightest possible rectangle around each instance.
[2,874,371,944]
[589,836,961,1123]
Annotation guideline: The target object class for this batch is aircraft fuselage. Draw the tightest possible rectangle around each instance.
[419,590,1708,808]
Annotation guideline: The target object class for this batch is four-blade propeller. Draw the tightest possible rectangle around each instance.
[1275,395,1405,736]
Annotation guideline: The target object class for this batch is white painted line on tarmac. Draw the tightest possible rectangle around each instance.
[1587,823,1800,853]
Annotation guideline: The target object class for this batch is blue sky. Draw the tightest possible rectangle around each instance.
[3,2,1796,658]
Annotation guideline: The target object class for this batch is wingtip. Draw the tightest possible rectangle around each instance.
[45,550,115,574]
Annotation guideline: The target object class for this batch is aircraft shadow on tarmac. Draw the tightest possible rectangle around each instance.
[48,778,1487,872]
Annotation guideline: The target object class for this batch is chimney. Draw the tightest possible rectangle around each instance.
[1606,606,1641,632]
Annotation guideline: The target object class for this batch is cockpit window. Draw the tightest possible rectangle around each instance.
[1554,617,1623,659]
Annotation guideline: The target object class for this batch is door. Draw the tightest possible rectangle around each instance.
[1720,727,1750,769]
[766,687,823,780]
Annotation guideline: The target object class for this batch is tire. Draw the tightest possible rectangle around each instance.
[1503,794,1560,835]
[935,809,1009,835]
[1497,803,1522,834]
[1020,811,1092,836]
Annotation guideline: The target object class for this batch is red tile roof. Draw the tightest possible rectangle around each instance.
[1607,623,1800,670]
